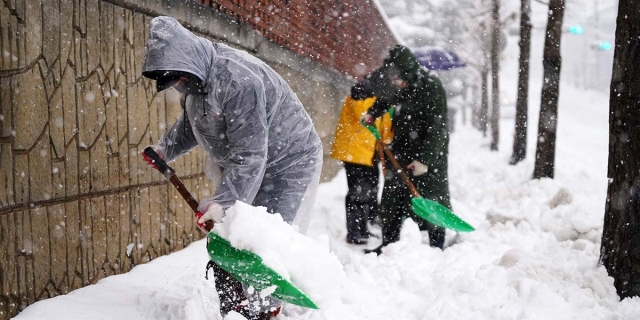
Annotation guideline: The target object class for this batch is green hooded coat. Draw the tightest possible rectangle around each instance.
[368,45,450,248]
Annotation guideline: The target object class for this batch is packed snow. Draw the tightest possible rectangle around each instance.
[212,202,349,309]
[15,82,640,319]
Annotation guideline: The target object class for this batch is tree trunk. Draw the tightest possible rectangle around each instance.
[509,0,532,165]
[489,0,500,151]
[479,66,489,136]
[471,84,480,129]
[462,86,468,125]
[532,0,565,179]
[600,0,640,300]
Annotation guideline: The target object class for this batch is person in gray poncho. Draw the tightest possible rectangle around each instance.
[140,16,322,319]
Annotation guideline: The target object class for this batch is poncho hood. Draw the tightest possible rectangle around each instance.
[142,16,213,86]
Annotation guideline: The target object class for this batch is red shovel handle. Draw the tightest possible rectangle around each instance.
[143,147,214,232]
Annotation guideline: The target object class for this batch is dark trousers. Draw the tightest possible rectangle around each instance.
[344,162,379,240]
[380,172,446,249]
[210,262,245,316]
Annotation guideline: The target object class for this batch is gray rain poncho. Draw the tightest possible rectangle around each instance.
[142,17,322,230]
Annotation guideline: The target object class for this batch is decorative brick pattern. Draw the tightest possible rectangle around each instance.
[199,0,398,78]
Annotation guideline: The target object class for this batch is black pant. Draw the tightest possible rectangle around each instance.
[344,162,379,240]
[210,262,245,316]
[380,170,445,249]
[211,261,279,319]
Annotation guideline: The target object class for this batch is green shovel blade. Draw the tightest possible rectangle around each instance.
[206,232,319,309]
[361,122,474,233]
[411,197,475,232]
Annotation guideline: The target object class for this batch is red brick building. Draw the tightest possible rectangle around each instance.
[197,0,399,79]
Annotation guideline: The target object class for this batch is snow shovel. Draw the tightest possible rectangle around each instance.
[361,124,475,232]
[142,147,319,309]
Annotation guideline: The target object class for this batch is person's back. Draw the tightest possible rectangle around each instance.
[208,44,321,171]
[330,96,392,166]
[391,69,449,200]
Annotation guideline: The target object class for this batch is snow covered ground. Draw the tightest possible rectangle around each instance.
[14,10,640,320]
[15,82,640,319]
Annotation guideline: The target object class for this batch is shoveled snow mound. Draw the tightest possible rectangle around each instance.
[213,201,349,308]
[13,119,640,320]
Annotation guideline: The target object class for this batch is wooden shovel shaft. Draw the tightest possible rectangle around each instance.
[381,145,422,199]
[167,174,215,232]
[166,174,200,213]
[143,147,214,231]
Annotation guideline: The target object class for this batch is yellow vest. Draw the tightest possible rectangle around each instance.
[330,96,393,166]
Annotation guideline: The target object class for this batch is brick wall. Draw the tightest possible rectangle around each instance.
[0,2,215,318]
[0,0,395,318]
[198,0,398,78]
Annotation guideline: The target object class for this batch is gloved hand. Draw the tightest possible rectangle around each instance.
[195,211,213,233]
[407,160,428,176]
[141,145,165,170]
[195,203,224,233]
[360,113,374,126]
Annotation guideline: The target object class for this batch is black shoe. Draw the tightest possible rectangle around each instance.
[363,244,383,255]
[346,236,368,245]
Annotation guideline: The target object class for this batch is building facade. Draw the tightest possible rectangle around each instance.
[0,1,396,318]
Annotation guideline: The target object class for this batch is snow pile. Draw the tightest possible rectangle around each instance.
[13,243,219,320]
[14,116,640,320]
[213,201,349,308]
[290,131,640,319]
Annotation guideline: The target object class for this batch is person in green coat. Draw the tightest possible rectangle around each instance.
[361,45,450,254]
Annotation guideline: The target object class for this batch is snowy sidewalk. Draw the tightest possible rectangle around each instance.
[15,112,640,319]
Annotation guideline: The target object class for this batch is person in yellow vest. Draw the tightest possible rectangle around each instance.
[331,67,394,244]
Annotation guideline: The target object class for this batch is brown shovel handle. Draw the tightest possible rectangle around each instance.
[381,146,422,199]
[143,147,214,232]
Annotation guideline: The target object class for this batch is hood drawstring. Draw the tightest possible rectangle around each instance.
[180,94,188,135]
[201,94,207,119]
